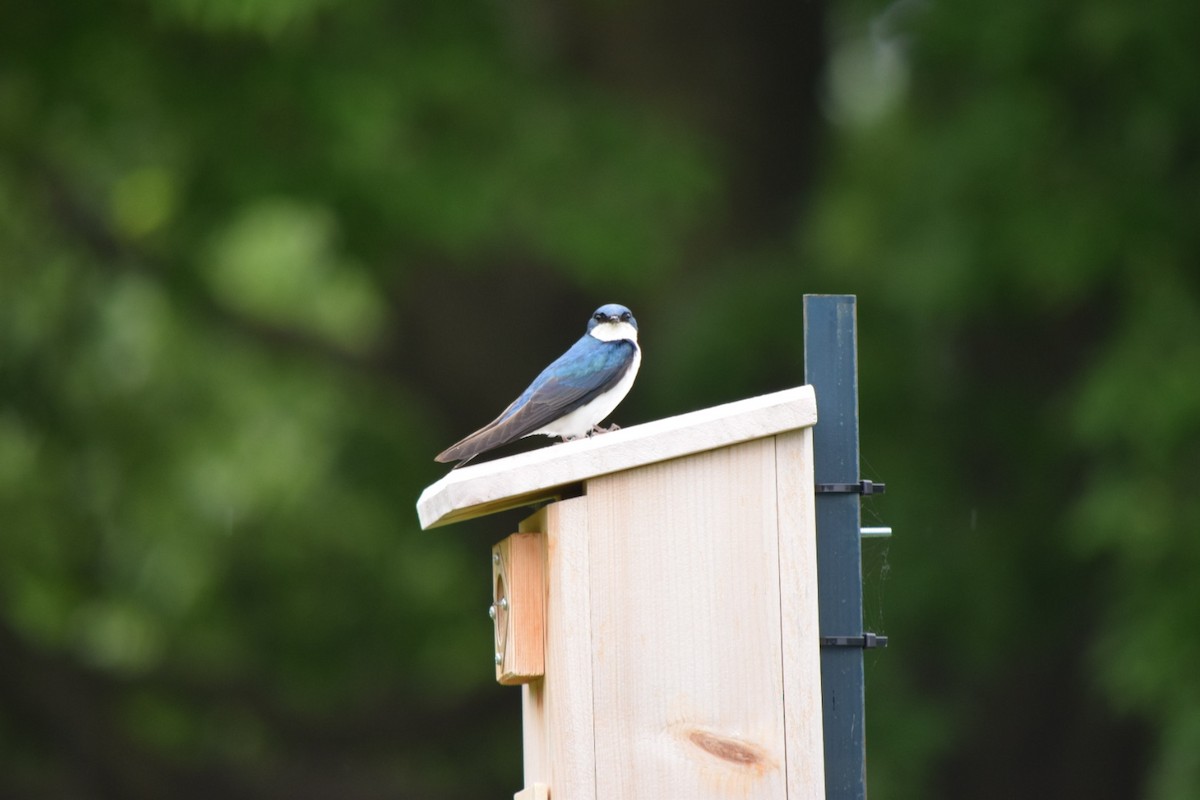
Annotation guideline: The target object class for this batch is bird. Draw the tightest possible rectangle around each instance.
[436,303,641,466]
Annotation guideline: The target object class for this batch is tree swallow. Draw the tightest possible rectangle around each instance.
[436,303,641,466]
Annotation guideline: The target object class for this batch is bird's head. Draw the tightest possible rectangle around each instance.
[587,304,638,343]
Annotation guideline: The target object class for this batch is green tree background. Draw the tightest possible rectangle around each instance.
[2,0,1198,797]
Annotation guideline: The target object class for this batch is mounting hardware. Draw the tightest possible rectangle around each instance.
[819,632,889,649]
[815,479,886,495]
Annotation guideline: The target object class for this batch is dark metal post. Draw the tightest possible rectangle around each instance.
[804,294,866,800]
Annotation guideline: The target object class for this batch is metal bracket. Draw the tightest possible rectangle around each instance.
[820,632,889,649]
[815,479,886,496]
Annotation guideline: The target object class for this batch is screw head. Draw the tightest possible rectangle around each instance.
[498,597,508,610]
[488,604,496,620]
[494,652,503,665]
[492,553,500,564]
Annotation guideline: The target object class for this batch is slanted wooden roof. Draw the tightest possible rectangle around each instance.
[417,385,817,529]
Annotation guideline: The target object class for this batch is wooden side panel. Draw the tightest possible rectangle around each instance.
[521,681,549,791]
[585,439,790,800]
[518,510,550,785]
[776,428,826,799]
[519,498,597,800]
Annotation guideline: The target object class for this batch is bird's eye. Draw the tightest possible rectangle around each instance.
[594,312,606,322]
[620,311,631,322]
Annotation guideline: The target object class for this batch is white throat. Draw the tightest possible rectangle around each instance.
[589,321,639,343]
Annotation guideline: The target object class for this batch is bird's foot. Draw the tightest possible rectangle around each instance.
[590,422,621,435]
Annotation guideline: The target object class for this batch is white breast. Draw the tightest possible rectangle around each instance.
[531,345,641,441]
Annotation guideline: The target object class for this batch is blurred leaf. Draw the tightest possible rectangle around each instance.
[205,199,385,351]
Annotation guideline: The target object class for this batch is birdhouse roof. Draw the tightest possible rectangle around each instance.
[417,385,817,529]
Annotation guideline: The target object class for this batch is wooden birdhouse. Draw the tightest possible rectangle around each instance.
[417,386,825,800]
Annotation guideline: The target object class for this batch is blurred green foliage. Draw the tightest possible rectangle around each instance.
[808,1,1200,797]
[2,0,1198,797]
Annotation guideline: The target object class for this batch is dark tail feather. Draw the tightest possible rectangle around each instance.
[448,454,476,470]
[435,421,518,465]
[435,442,479,466]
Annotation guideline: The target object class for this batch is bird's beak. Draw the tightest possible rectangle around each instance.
[606,315,620,323]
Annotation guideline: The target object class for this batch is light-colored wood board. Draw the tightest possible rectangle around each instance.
[521,681,549,790]
[586,439,790,799]
[775,428,826,799]
[512,782,550,800]
[518,509,550,785]
[519,499,597,799]
[417,385,817,529]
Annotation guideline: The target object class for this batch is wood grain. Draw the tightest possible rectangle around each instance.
[520,499,597,799]
[776,428,826,799]
[586,439,790,799]
[493,533,546,685]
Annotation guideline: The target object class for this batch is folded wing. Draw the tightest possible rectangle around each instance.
[436,336,637,464]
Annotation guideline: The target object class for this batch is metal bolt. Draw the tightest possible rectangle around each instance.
[488,604,496,620]
[494,652,503,665]
[861,527,893,538]
[498,597,508,610]
[492,553,500,564]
